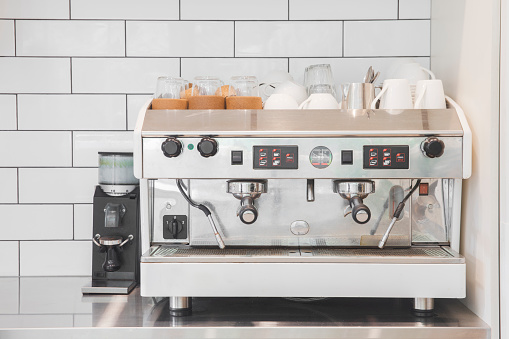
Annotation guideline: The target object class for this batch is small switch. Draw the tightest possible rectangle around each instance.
[419,183,429,196]
[231,150,243,165]
[341,150,353,165]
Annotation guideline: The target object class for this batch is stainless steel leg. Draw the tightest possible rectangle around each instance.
[413,298,434,317]
[169,297,192,316]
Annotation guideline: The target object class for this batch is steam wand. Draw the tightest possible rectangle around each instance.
[378,179,422,249]
[176,179,225,249]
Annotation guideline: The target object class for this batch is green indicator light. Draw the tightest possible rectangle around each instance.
[187,144,194,150]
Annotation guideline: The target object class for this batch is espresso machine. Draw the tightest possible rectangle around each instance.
[133,99,471,316]
[82,152,141,295]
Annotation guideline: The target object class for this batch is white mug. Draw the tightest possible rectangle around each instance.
[393,63,435,85]
[299,93,339,110]
[371,79,413,110]
[414,80,446,109]
[273,81,308,105]
[259,71,294,99]
[264,93,299,110]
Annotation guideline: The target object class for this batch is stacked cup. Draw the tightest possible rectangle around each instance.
[225,76,263,109]
[188,76,225,109]
[299,64,339,109]
[152,76,188,109]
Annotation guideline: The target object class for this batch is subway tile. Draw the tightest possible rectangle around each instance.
[127,21,233,57]
[236,21,342,57]
[71,0,179,20]
[181,0,288,20]
[0,168,17,203]
[0,0,69,19]
[20,242,92,277]
[0,58,70,93]
[290,0,397,20]
[74,204,92,240]
[344,20,430,57]
[18,95,126,130]
[0,131,71,167]
[0,205,73,240]
[399,0,431,19]
[72,58,179,94]
[0,242,19,276]
[0,95,16,130]
[0,20,14,56]
[181,58,289,85]
[16,20,125,57]
[20,277,91,313]
[73,131,134,167]
[127,95,152,130]
[0,277,18,313]
[289,57,431,86]
[0,315,73,328]
[19,168,98,203]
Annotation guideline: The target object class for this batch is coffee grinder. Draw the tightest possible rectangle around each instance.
[82,152,140,295]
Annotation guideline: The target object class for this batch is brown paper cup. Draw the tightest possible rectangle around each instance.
[226,96,263,110]
[152,98,188,110]
[188,95,225,109]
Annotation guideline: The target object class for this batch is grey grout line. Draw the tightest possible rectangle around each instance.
[72,204,75,240]
[124,20,127,57]
[15,94,18,130]
[69,0,71,19]
[16,167,19,203]
[70,58,73,93]
[0,18,431,22]
[342,21,345,57]
[13,20,16,56]
[125,95,128,130]
[397,0,400,20]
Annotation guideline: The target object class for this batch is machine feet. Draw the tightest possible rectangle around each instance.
[413,298,435,317]
[169,297,192,316]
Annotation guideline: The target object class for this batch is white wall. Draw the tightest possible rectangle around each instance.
[431,0,500,338]
[0,0,431,276]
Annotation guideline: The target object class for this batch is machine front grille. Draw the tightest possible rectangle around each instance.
[305,247,452,258]
[151,247,296,257]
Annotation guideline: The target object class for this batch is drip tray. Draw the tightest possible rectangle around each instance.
[142,246,464,264]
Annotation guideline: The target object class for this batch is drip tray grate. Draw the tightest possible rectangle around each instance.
[143,246,463,264]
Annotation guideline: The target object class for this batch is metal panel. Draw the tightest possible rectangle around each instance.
[142,137,463,179]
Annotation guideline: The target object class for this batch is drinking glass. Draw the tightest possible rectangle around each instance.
[154,76,185,99]
[304,64,335,94]
[192,76,222,96]
[229,76,260,96]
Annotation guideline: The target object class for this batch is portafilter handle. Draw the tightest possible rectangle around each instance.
[238,196,258,224]
[349,196,371,224]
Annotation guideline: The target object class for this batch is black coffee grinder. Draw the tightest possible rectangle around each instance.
[82,152,140,295]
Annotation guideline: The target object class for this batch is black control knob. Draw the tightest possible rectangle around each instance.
[350,196,371,224]
[197,138,218,157]
[422,137,445,158]
[161,138,182,158]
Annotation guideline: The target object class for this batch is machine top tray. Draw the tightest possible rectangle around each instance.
[141,109,463,137]
[142,246,465,264]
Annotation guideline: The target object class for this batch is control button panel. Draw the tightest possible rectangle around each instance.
[253,146,298,169]
[310,146,333,169]
[363,145,409,169]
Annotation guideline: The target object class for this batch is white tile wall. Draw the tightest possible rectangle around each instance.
[20,242,92,276]
[0,95,16,130]
[289,0,398,20]
[0,205,73,240]
[74,204,92,240]
[0,242,19,276]
[0,277,18,312]
[127,21,234,57]
[399,0,431,19]
[20,277,92,313]
[16,21,125,57]
[73,131,134,167]
[0,20,14,56]
[236,21,343,57]
[0,169,17,203]
[1,1,431,276]
[72,58,179,94]
[71,0,179,20]
[0,131,71,167]
[181,0,288,20]
[18,95,126,130]
[19,168,98,203]
[344,20,430,57]
[0,0,69,19]
[127,95,152,130]
[181,58,289,85]
[0,58,71,93]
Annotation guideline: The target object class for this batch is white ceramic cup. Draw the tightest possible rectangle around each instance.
[299,93,339,110]
[414,80,446,109]
[393,63,435,85]
[272,81,308,105]
[371,79,413,110]
[259,71,294,99]
[264,93,299,110]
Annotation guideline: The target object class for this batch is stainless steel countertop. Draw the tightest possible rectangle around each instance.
[0,277,490,339]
